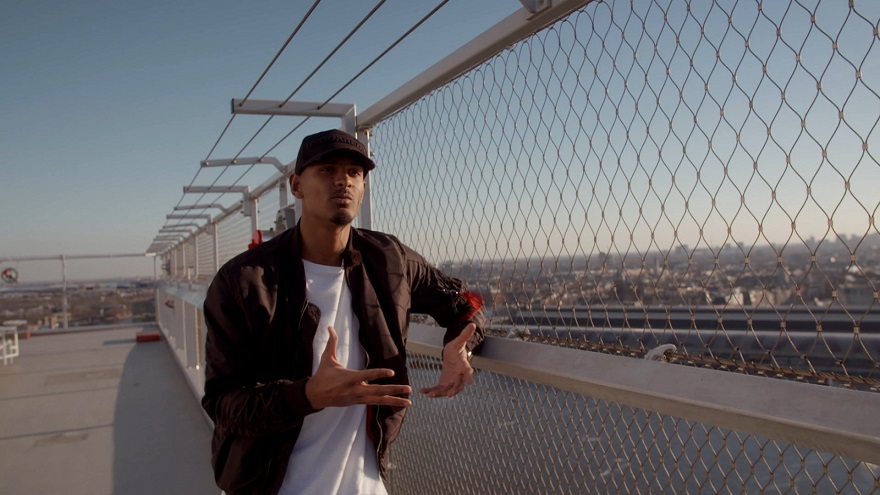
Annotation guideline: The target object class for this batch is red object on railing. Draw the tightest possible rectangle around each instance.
[461,291,484,321]
[248,230,264,249]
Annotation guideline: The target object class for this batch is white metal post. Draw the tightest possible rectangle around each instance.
[249,197,259,234]
[279,178,288,209]
[210,222,220,273]
[193,234,199,279]
[357,130,373,230]
[60,254,68,329]
[181,243,188,280]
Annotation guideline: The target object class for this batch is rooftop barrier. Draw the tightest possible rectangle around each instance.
[153,0,880,493]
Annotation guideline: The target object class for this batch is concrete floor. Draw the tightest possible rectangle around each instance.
[0,325,217,495]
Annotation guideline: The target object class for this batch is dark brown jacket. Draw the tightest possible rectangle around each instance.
[201,225,484,494]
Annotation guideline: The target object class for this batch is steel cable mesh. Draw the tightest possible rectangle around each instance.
[370,0,880,388]
[216,210,252,267]
[184,241,197,279]
[257,184,284,236]
[389,353,880,494]
[174,244,186,277]
[366,0,880,492]
[196,231,214,280]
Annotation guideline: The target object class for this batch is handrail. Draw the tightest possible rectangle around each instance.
[407,323,880,467]
[357,0,593,129]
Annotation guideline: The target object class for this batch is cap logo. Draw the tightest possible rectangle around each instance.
[303,134,365,153]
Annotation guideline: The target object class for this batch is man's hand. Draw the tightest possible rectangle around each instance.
[305,326,412,410]
[420,323,477,398]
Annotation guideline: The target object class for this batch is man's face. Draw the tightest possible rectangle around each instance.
[290,153,366,227]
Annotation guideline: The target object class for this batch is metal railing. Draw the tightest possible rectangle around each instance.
[154,0,880,493]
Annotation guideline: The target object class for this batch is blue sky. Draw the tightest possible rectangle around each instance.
[4,0,877,283]
[0,0,520,279]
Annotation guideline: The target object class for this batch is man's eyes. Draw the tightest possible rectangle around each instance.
[318,166,362,177]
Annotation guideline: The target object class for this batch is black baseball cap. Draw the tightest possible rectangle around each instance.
[294,129,376,175]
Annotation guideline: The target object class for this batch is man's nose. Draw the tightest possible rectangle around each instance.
[333,171,350,186]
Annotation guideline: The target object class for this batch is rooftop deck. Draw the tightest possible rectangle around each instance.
[0,325,216,495]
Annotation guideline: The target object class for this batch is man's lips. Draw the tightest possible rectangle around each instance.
[331,192,354,203]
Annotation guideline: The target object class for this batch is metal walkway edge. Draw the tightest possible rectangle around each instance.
[0,324,216,495]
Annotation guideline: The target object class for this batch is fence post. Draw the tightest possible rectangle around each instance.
[60,254,68,329]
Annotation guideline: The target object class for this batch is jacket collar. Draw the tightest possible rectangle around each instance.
[280,222,363,269]
[342,228,363,269]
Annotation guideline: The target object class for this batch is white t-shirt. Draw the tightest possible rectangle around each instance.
[278,260,388,495]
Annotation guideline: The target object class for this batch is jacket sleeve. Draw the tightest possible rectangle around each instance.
[403,244,486,354]
[201,267,320,437]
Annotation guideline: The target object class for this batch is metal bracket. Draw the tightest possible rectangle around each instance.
[230,99,356,132]
[173,204,226,211]
[645,344,677,363]
[519,0,551,15]
[165,213,213,222]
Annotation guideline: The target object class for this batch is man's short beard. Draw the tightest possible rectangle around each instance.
[331,211,355,226]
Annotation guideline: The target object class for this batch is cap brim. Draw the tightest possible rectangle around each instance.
[297,149,375,174]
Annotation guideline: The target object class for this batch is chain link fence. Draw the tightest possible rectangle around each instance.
[391,352,879,494]
[364,0,880,492]
[153,0,880,492]
[370,0,880,391]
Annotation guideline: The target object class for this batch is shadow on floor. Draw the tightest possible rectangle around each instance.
[112,335,216,494]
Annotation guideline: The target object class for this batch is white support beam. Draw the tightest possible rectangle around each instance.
[183,185,249,195]
[358,0,592,128]
[161,224,199,230]
[182,186,250,216]
[173,204,226,211]
[198,158,292,212]
[166,214,213,221]
[231,99,355,121]
[180,185,256,229]
[201,156,287,174]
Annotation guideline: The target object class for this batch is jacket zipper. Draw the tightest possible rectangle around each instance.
[344,267,385,473]
[266,297,307,492]
[295,298,307,365]
[362,342,383,471]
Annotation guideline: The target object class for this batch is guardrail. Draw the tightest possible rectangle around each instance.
[157,285,880,493]
[153,0,880,492]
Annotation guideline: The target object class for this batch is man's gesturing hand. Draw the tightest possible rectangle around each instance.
[305,326,412,410]
[420,323,477,398]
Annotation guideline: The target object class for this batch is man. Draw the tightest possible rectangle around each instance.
[201,129,485,494]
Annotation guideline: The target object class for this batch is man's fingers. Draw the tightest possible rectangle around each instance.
[453,323,476,346]
[365,394,413,407]
[353,381,412,407]
[419,384,447,397]
[420,382,460,398]
[320,326,339,364]
[420,380,460,397]
[356,367,398,383]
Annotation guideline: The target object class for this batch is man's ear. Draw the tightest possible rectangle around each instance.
[290,174,303,199]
